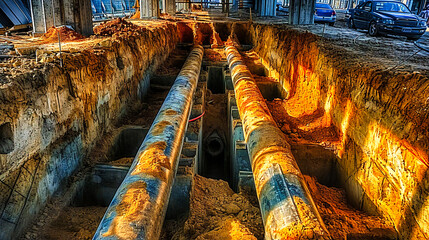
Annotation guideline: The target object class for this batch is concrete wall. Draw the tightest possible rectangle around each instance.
[250,24,429,239]
[0,22,179,239]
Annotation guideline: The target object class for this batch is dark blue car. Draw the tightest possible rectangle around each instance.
[315,3,337,26]
[348,0,427,40]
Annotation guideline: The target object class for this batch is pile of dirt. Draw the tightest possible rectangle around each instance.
[304,175,397,239]
[185,175,263,239]
[267,99,340,145]
[39,206,107,240]
[162,175,264,240]
[40,26,85,44]
[94,18,146,38]
[110,157,134,166]
[204,49,224,62]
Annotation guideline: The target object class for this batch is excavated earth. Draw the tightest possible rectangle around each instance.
[0,15,428,240]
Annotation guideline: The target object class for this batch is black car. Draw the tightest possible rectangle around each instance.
[348,0,427,40]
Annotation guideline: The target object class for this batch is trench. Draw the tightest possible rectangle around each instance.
[3,19,420,240]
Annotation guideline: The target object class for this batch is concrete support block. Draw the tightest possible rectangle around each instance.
[224,70,234,91]
[30,0,93,36]
[289,0,316,24]
[238,170,256,192]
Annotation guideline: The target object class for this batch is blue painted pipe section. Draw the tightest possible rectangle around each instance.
[93,46,204,240]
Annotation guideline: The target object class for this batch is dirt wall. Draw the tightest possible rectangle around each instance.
[250,24,429,239]
[0,21,179,239]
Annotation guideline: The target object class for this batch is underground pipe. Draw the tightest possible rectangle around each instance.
[225,44,330,239]
[93,45,204,240]
[205,130,225,157]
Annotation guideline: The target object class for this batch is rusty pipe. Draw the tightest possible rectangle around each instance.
[225,45,329,239]
[93,46,204,240]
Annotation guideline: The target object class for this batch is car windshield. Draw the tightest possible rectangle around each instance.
[374,1,411,13]
[316,3,332,9]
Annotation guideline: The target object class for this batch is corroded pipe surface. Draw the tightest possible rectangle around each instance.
[93,46,204,240]
[225,45,329,239]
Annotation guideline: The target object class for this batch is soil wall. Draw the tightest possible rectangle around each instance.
[250,24,429,239]
[0,22,179,239]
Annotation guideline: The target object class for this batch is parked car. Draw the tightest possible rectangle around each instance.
[348,0,427,40]
[314,3,336,26]
[276,3,289,15]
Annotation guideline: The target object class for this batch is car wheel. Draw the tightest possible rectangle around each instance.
[348,18,356,29]
[368,21,378,36]
[329,22,335,26]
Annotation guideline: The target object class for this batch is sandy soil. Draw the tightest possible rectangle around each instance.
[109,157,134,166]
[37,206,107,240]
[161,175,264,240]
[156,48,189,75]
[204,48,226,61]
[40,26,85,44]
[266,98,340,149]
[304,175,397,239]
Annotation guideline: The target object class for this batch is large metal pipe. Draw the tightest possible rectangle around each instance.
[225,45,329,239]
[93,46,204,240]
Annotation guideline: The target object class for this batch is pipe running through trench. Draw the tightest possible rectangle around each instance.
[225,44,330,239]
[93,46,204,240]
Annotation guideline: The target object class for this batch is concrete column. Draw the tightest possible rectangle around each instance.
[140,0,160,18]
[74,0,93,36]
[177,0,189,12]
[165,0,176,15]
[31,0,93,36]
[288,0,316,24]
[258,0,276,16]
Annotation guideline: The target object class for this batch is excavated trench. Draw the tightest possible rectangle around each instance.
[1,18,428,240]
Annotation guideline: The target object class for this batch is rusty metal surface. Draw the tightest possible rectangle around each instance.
[225,45,329,239]
[93,46,204,240]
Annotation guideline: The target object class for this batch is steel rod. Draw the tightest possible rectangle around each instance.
[93,45,204,240]
[225,44,330,239]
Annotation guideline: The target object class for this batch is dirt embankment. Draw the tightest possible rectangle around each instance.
[251,24,429,239]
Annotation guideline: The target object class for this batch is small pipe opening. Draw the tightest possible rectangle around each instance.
[0,122,14,154]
